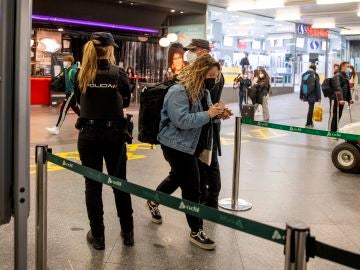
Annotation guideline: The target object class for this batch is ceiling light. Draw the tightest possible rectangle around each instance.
[159,37,170,47]
[167,33,178,42]
[317,0,360,4]
[171,9,175,13]
[238,19,256,25]
[117,0,123,3]
[312,18,336,28]
[341,28,360,35]
[228,0,284,11]
[58,28,64,31]
[130,2,134,5]
[180,11,184,14]
[275,7,301,21]
[32,14,159,33]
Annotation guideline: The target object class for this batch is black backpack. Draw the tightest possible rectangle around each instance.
[321,78,334,98]
[49,74,65,92]
[138,82,175,144]
[301,72,316,97]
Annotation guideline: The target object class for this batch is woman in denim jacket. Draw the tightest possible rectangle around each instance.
[157,55,225,250]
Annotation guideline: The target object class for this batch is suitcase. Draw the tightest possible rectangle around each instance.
[241,87,255,120]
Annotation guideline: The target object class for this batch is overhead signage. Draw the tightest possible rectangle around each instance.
[297,24,329,39]
[238,40,247,49]
[309,40,320,50]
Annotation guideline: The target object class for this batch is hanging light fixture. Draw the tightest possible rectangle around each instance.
[167,33,178,42]
[159,37,170,47]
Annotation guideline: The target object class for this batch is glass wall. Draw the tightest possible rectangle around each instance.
[207,6,295,92]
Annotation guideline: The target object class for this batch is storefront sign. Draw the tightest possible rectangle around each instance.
[297,24,328,39]
[238,40,247,49]
[309,41,320,50]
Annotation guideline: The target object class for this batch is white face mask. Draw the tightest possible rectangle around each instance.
[184,50,197,64]
[63,61,71,69]
[259,73,264,79]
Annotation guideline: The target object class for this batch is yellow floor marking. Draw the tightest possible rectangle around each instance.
[30,143,154,174]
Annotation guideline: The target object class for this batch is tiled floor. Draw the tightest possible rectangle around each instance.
[1,91,360,269]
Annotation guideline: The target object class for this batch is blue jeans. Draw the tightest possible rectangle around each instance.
[239,90,246,111]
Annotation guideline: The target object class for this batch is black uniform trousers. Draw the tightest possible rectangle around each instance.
[160,145,203,232]
[78,125,133,237]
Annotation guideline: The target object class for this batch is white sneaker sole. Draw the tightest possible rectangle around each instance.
[46,128,59,135]
[145,203,162,224]
[189,237,216,250]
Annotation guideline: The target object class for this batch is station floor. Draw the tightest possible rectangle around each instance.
[1,91,360,270]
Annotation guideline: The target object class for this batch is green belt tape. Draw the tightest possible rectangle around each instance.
[241,118,360,141]
[47,152,286,245]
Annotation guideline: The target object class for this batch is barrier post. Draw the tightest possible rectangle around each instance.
[219,116,252,211]
[284,221,310,270]
[35,145,48,270]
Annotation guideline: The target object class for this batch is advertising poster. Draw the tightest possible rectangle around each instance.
[168,24,206,46]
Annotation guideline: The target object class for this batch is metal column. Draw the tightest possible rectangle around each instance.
[284,221,310,270]
[219,116,252,211]
[35,145,48,270]
[13,0,32,269]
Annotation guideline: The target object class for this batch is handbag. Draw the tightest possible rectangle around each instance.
[49,74,65,92]
[313,102,323,122]
[199,135,213,166]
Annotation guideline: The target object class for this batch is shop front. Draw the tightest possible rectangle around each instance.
[207,6,296,97]
[206,6,346,101]
[30,18,164,106]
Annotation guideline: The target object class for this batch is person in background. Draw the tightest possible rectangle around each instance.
[156,55,225,250]
[166,42,187,81]
[126,67,135,101]
[248,69,259,105]
[333,63,340,74]
[300,64,321,128]
[46,55,80,135]
[349,65,359,104]
[252,68,271,121]
[329,61,353,132]
[240,52,250,74]
[75,32,134,249]
[238,72,252,112]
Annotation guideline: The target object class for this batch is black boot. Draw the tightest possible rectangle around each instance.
[87,230,105,250]
[121,230,134,246]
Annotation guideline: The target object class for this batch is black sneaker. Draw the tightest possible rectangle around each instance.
[190,230,216,250]
[146,200,162,224]
[86,230,105,250]
[121,230,134,246]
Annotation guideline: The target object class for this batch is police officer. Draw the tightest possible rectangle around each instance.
[75,32,134,249]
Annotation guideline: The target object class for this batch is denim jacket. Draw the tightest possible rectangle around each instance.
[158,84,212,155]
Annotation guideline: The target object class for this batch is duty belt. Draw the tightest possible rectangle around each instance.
[81,119,125,128]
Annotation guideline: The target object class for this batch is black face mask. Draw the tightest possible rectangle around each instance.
[204,78,216,90]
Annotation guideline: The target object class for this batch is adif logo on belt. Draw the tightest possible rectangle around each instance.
[62,160,73,168]
[179,201,200,213]
[107,177,122,187]
[88,83,117,89]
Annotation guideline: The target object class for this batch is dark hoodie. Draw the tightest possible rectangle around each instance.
[332,71,352,102]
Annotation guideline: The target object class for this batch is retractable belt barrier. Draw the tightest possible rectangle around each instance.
[241,118,360,141]
[46,151,360,269]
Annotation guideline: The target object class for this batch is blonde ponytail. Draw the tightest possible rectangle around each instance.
[78,40,98,93]
[78,39,117,93]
